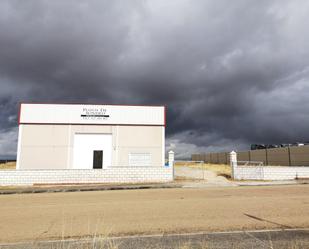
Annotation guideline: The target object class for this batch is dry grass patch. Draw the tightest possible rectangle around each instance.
[0,161,16,170]
[174,161,231,178]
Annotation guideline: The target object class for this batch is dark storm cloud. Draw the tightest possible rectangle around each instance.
[1,0,309,158]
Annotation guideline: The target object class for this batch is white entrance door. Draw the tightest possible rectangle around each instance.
[72,134,112,169]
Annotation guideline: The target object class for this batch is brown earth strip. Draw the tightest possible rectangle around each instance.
[0,185,308,243]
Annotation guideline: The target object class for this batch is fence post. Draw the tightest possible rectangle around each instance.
[288,146,291,166]
[265,148,268,165]
[168,151,175,167]
[230,151,237,180]
[168,150,175,180]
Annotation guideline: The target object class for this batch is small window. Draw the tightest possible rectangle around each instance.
[129,153,151,166]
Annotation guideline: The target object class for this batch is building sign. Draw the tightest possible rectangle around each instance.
[81,107,110,120]
[19,103,165,125]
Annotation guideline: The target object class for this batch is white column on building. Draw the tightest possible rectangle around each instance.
[16,125,23,170]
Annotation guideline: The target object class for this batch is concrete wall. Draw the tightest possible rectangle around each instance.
[210,153,219,164]
[192,145,309,166]
[218,152,228,164]
[192,152,229,164]
[0,167,173,186]
[267,147,290,166]
[191,154,206,161]
[18,124,164,169]
[233,166,309,181]
[249,149,267,164]
[237,151,250,162]
[229,151,309,181]
[290,146,309,166]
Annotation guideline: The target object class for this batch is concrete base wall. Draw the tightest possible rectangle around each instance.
[234,166,309,180]
[0,167,173,186]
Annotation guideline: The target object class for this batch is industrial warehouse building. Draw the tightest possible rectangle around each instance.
[17,103,166,169]
[0,103,173,186]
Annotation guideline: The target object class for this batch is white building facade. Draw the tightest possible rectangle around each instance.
[0,103,173,186]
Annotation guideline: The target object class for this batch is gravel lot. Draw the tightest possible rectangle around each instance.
[0,185,308,243]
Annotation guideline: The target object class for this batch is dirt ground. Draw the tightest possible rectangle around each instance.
[174,166,235,187]
[0,185,309,243]
[174,162,231,178]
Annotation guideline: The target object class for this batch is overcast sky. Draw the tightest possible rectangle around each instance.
[1,0,309,159]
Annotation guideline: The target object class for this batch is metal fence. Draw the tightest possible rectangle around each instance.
[191,152,230,165]
[192,145,309,166]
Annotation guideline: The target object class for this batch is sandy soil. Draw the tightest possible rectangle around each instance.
[0,185,308,243]
[174,166,235,186]
[174,162,231,177]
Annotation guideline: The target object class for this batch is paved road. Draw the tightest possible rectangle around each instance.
[1,229,308,249]
[0,185,308,243]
